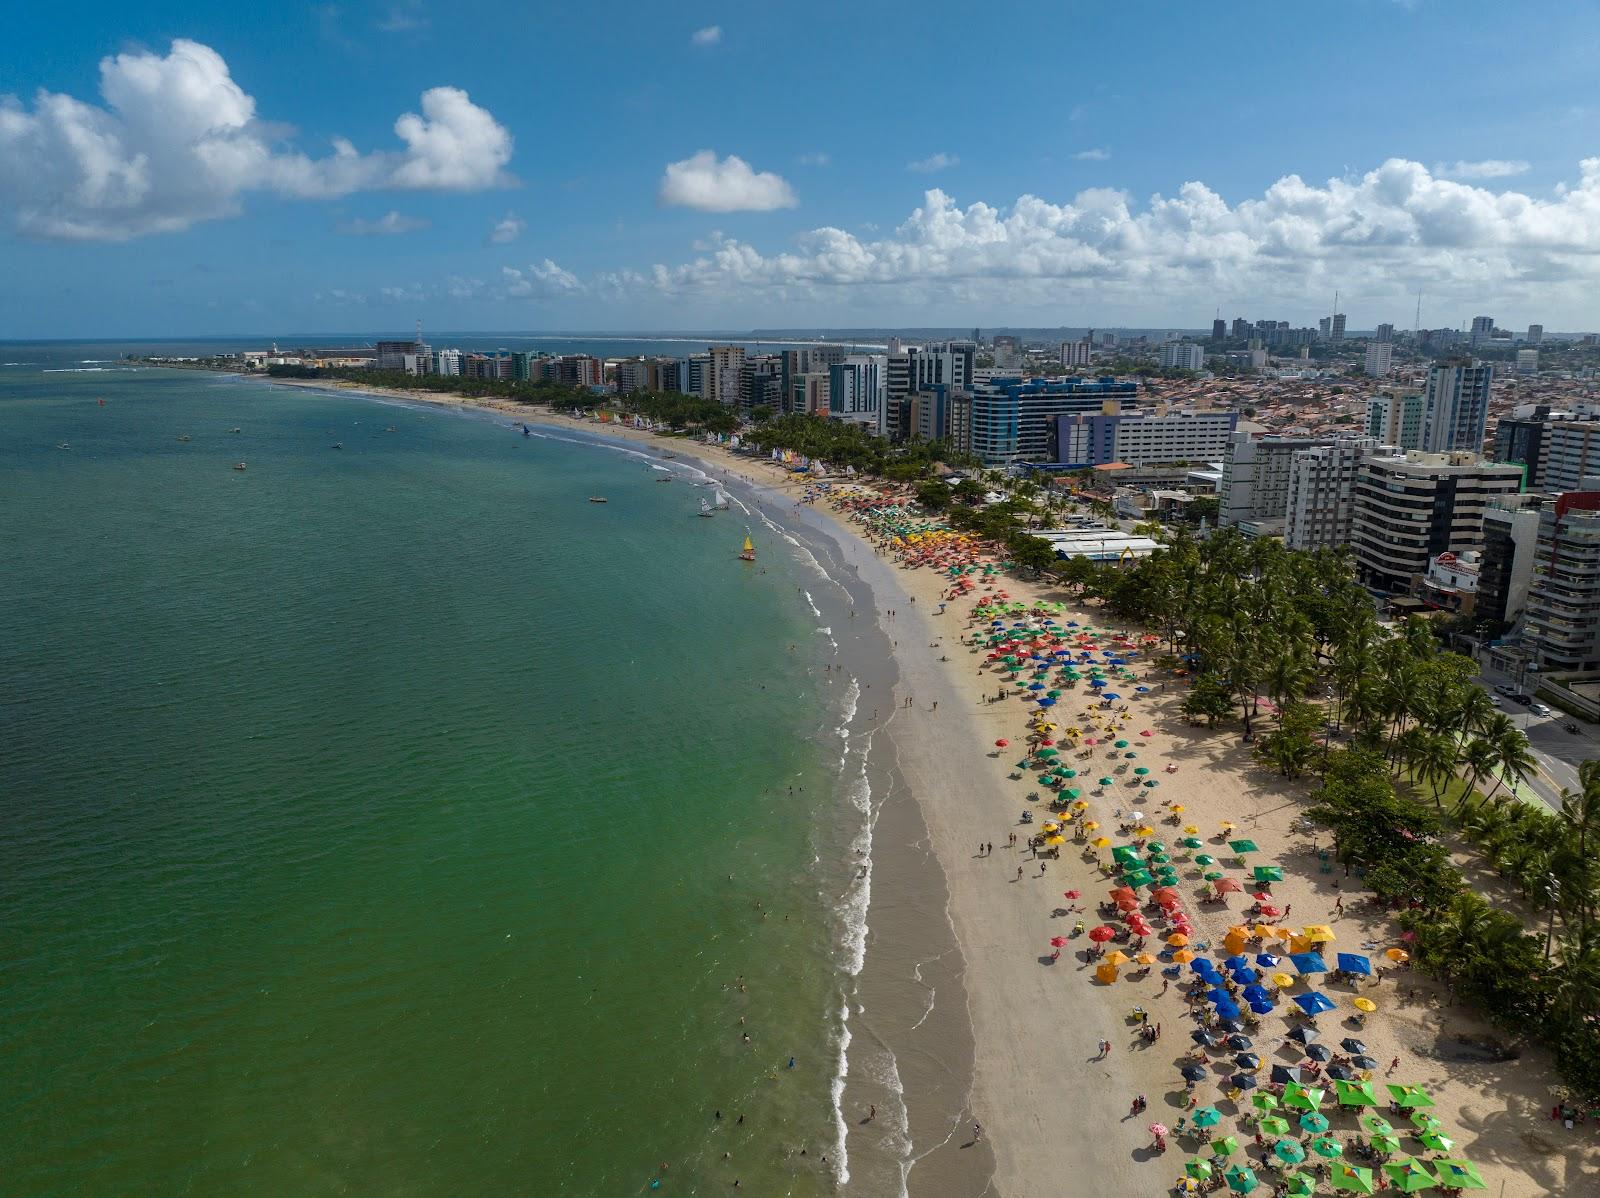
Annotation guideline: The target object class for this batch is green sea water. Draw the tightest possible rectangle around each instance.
[0,357,854,1194]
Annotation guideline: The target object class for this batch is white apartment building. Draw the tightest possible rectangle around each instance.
[1053,405,1237,467]
[1420,361,1493,453]
[1516,348,1539,376]
[1159,342,1205,371]
[1543,419,1600,493]
[1367,391,1425,451]
[1349,451,1525,594]
[1284,436,1393,551]
[828,355,887,434]
[708,345,745,407]
[1219,433,1328,537]
[1363,342,1393,378]
[1060,339,1092,368]
[434,348,462,376]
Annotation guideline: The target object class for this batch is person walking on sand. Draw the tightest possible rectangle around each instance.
[972,1122,982,1143]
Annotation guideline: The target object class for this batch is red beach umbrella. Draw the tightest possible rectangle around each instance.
[1088,926,1117,943]
[995,739,1009,747]
[1064,890,1081,899]
[1049,936,1070,947]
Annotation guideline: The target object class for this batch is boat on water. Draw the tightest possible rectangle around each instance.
[56,442,70,450]
[177,434,191,442]
[739,535,755,562]
[386,425,398,433]
[656,475,673,483]
[229,427,241,433]
[713,487,731,510]
[330,442,343,450]
[522,425,531,438]
[589,496,609,504]
[698,498,714,518]
[233,461,246,471]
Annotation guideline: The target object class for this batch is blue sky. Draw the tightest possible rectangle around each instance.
[4,0,1600,336]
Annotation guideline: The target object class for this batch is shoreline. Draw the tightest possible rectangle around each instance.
[254,376,1600,1196]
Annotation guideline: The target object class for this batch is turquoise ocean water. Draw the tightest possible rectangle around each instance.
[0,351,866,1194]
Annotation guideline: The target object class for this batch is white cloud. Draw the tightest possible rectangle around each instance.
[1435,158,1530,179]
[798,152,830,167]
[378,1,428,32]
[691,25,722,46]
[0,39,512,240]
[658,150,796,212]
[581,157,1600,322]
[488,212,524,243]
[1074,148,1110,161]
[908,152,959,173]
[500,260,580,297]
[340,210,427,235]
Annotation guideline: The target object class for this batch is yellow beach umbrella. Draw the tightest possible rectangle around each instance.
[1134,825,1155,836]
[1084,821,1100,831]
[1095,963,1120,984]
[1103,950,1131,966]
[1384,948,1409,963]
[1183,825,1200,835]
[1044,834,1066,846]
[1220,821,1236,831]
[1172,805,1186,813]
[1353,997,1377,1013]
[1172,949,1196,963]
[1092,836,1112,848]
[1073,799,1090,809]
[1272,972,1296,988]
[1302,925,1337,943]
[1166,933,1190,946]
[1136,953,1158,965]
[1252,923,1276,940]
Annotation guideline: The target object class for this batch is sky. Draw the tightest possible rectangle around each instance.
[4,0,1600,338]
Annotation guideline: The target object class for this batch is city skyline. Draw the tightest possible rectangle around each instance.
[6,1,1600,336]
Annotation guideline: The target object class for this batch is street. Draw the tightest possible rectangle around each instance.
[1474,666,1598,811]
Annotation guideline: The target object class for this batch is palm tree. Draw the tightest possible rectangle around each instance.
[1492,726,1537,802]
[1410,732,1461,808]
[1455,686,1497,738]
[1451,738,1500,815]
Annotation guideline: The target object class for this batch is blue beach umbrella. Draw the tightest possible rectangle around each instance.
[1336,953,1372,977]
[1231,967,1259,985]
[1224,955,1250,971]
[1289,952,1327,974]
[1256,953,1281,968]
[1295,992,1336,1016]
[1249,999,1275,1015]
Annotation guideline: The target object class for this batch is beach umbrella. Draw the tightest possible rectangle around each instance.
[1371,1132,1403,1155]
[1272,972,1297,988]
[1330,1164,1375,1194]
[1167,932,1191,947]
[1195,854,1216,866]
[993,739,1009,748]
[1282,1174,1316,1198]
[1258,1116,1292,1137]
[1224,1164,1259,1193]
[1254,952,1281,967]
[1209,1136,1240,1158]
[1360,1113,1394,1135]
[1172,949,1195,963]
[1049,936,1070,948]
[1098,776,1115,786]
[1383,1160,1438,1193]
[1408,1112,1442,1133]
[1193,1106,1224,1128]
[1309,1135,1344,1159]
[1251,1093,1280,1113]
[1186,1159,1215,1181]
[1334,1080,1379,1107]
[1223,1032,1253,1049]
[1095,962,1120,984]
[1341,1037,1369,1054]
[1181,1063,1209,1082]
[1432,1159,1486,1190]
[1229,1072,1258,1089]
[1191,1029,1219,1047]
[1287,1026,1321,1047]
[1282,1083,1323,1110]
[1233,1052,1261,1071]
[1352,997,1377,1014]
[1148,1122,1170,1139]
[1213,878,1244,893]
[1385,947,1411,963]
[1102,950,1131,966]
[1180,837,1204,849]
[1387,1085,1435,1109]
[1274,1139,1307,1165]
[1134,766,1151,776]
[1299,1111,1330,1134]
[1252,866,1284,883]
[1418,1131,1455,1152]
[1228,839,1259,854]
[1295,992,1336,1016]
[1305,1043,1332,1063]
[1301,925,1337,943]
[1091,836,1112,848]
[1336,953,1372,977]
[1088,925,1117,942]
[1114,739,1129,747]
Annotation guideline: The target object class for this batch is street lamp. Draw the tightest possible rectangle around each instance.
[1544,874,1561,960]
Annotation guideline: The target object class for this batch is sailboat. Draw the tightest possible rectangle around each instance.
[713,487,731,510]
[698,498,714,518]
[739,534,755,562]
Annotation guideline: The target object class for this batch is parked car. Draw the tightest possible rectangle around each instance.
[1488,695,1503,708]
[1530,701,1552,717]
[1512,692,1533,704]
[1493,684,1514,696]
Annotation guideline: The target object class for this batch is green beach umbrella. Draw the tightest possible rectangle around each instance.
[1114,739,1129,748]
[1299,1111,1330,1134]
[1147,851,1171,864]
[1098,776,1115,786]
[1180,836,1204,849]
[1225,1164,1259,1193]
[1134,766,1151,776]
[1432,1159,1486,1190]
[1257,1116,1291,1137]
[1384,1160,1438,1193]
[1252,865,1285,883]
[1204,871,1225,881]
[1251,1093,1280,1113]
[1192,1106,1223,1128]
[1335,1080,1379,1106]
[1228,839,1259,854]
[1388,1085,1435,1109]
[1063,788,1081,799]
[1210,1135,1240,1158]
[1186,1158,1215,1181]
[1283,1083,1324,1110]
[1330,1164,1376,1194]
[1371,1132,1403,1155]
[1122,869,1155,888]
[1282,1174,1316,1198]
[1359,1114,1394,1136]
[1310,1135,1344,1159]
[1144,840,1167,853]
[1112,845,1141,864]
[1408,1112,1442,1132]
[1274,1139,1307,1165]
[1196,854,1216,866]
[1061,768,1077,777]
[1418,1130,1454,1153]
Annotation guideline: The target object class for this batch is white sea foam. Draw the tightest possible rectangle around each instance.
[831,997,853,1187]
[802,589,822,618]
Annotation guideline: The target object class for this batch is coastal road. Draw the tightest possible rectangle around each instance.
[1472,668,1598,810]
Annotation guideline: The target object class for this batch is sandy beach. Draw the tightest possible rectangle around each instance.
[264,378,1600,1196]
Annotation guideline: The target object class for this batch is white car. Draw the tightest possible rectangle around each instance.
[1488,695,1503,708]
[1530,701,1552,717]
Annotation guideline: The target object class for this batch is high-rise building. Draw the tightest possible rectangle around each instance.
[1284,436,1393,550]
[1364,342,1393,378]
[708,345,745,407]
[828,355,887,434]
[1330,313,1346,343]
[615,358,650,394]
[1517,348,1539,376]
[647,357,684,393]
[1219,433,1329,537]
[1543,418,1600,493]
[1493,406,1562,490]
[910,385,972,447]
[1367,391,1425,451]
[1526,324,1544,345]
[1420,360,1493,453]
[686,354,710,398]
[1319,316,1332,339]
[1476,496,1543,627]
[1349,451,1524,593]
[554,354,603,387]
[1374,323,1395,344]
[780,345,848,414]
[1520,490,1600,671]
[1212,319,1228,341]
[1159,342,1205,371]
[968,376,1138,465]
[377,332,432,373]
[1469,315,1495,346]
[991,335,1022,369]
[434,348,462,376]
[1060,338,1093,368]
[1231,318,1250,340]
[792,372,830,417]
[1051,405,1237,467]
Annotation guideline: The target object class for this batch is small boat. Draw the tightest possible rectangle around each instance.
[656,475,673,483]
[56,441,70,450]
[330,442,343,450]
[713,488,731,511]
[739,535,756,562]
[698,498,714,518]
[233,461,247,471]
[177,434,191,442]
[386,426,398,433]
[589,496,608,504]
[229,427,241,433]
